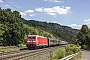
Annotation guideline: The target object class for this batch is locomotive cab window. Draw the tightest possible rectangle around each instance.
[28,36,36,39]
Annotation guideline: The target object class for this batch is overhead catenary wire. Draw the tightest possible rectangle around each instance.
[3,0,34,19]
[15,0,42,20]
[15,0,27,9]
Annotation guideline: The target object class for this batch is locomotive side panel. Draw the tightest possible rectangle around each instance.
[37,37,48,47]
[26,35,64,50]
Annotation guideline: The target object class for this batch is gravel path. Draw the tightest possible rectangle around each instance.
[81,50,90,60]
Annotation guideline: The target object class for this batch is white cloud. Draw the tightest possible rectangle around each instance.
[42,6,71,16]
[78,24,82,27]
[29,14,34,17]
[68,24,77,27]
[68,24,82,27]
[84,19,90,24]
[85,19,90,22]
[44,0,63,3]
[68,19,90,29]
[44,8,56,13]
[44,0,47,1]
[29,14,37,17]
[35,8,43,12]
[20,12,26,16]
[65,6,71,10]
[0,0,4,3]
[51,0,62,2]
[53,6,71,14]
[25,10,34,13]
[44,8,56,16]
[20,9,37,17]
[68,24,82,29]
[47,12,56,15]
[53,21,57,23]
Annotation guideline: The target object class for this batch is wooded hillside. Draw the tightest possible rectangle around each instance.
[0,8,79,46]
[24,20,79,43]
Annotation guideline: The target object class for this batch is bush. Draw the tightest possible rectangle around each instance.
[65,44,80,56]
[52,48,65,59]
[51,44,80,60]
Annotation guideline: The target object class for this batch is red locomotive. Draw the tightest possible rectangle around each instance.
[26,35,61,49]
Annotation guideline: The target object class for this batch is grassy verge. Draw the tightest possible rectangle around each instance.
[0,45,27,52]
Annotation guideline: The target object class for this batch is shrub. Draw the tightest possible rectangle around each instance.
[52,48,65,59]
[51,44,80,60]
[65,44,80,56]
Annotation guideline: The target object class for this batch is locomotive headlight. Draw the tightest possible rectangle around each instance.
[33,41,35,42]
[27,40,30,42]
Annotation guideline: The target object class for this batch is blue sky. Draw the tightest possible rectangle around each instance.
[0,0,90,29]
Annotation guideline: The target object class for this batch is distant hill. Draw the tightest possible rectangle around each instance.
[24,20,79,43]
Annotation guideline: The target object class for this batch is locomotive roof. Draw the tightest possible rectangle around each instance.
[28,35,39,36]
[28,35,47,38]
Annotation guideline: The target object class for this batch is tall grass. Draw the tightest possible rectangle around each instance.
[0,46,19,52]
[0,45,26,52]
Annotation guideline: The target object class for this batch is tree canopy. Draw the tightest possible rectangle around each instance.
[0,8,25,46]
[0,8,56,46]
[76,25,90,50]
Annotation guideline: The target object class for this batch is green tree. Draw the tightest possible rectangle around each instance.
[0,8,26,46]
[76,25,90,49]
[0,24,5,45]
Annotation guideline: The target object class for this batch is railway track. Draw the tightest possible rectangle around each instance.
[0,45,65,60]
